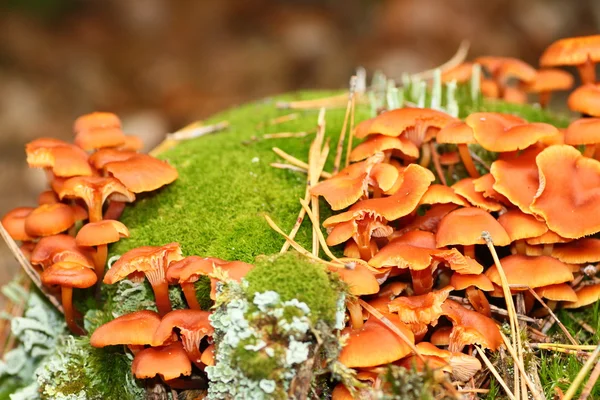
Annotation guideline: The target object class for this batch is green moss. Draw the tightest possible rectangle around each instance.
[245,252,340,324]
[232,340,282,381]
[194,275,213,310]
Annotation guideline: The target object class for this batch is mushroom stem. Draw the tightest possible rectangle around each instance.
[577,56,596,85]
[513,240,526,255]
[583,144,596,158]
[419,143,432,168]
[89,202,103,223]
[357,242,373,261]
[150,280,172,316]
[463,245,475,260]
[181,282,202,310]
[62,287,85,335]
[542,243,553,256]
[346,298,364,330]
[410,266,434,295]
[538,91,551,108]
[457,144,480,178]
[92,244,108,281]
[430,141,447,186]
[163,377,208,390]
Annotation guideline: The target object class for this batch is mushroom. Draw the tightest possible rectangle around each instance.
[76,220,130,280]
[25,138,93,178]
[530,145,600,238]
[452,178,502,212]
[472,174,512,206]
[551,238,600,264]
[484,255,574,291]
[526,230,570,257]
[567,84,600,117]
[73,112,126,151]
[103,154,178,194]
[564,118,600,158]
[521,68,574,108]
[436,121,480,178]
[387,286,454,327]
[153,309,214,369]
[103,243,183,316]
[24,203,75,238]
[441,62,476,83]
[435,207,510,259]
[131,340,192,381]
[449,273,494,317]
[201,344,215,367]
[399,203,459,234]
[58,176,135,223]
[441,299,503,352]
[38,190,59,205]
[40,261,97,335]
[89,149,139,171]
[563,284,600,309]
[475,56,537,98]
[430,326,452,347]
[90,310,161,354]
[535,283,578,305]
[497,209,548,255]
[406,342,482,382]
[338,313,414,368]
[417,184,467,208]
[540,35,600,85]
[1,207,35,242]
[349,135,419,163]
[31,234,94,270]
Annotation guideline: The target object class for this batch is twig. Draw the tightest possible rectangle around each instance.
[345,83,357,168]
[563,343,600,400]
[166,121,229,141]
[272,147,332,179]
[470,151,491,172]
[333,76,357,174]
[448,295,542,325]
[299,198,342,264]
[0,223,63,313]
[270,163,308,174]
[474,345,516,400]
[256,113,299,128]
[263,131,313,139]
[309,109,327,256]
[578,353,600,400]
[532,344,597,351]
[527,288,578,346]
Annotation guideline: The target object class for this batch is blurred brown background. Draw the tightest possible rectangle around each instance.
[1,0,599,290]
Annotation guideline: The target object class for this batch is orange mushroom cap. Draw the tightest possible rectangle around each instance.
[564,118,600,146]
[1,207,35,241]
[535,283,578,303]
[201,344,215,367]
[563,284,600,309]
[74,112,121,133]
[484,255,574,289]
[436,121,475,145]
[441,299,503,351]
[24,203,75,238]
[436,207,510,247]
[118,135,144,151]
[497,209,548,242]
[104,154,178,193]
[441,62,475,83]
[25,138,93,177]
[450,273,494,291]
[475,56,537,84]
[525,230,570,246]
[75,127,126,151]
[400,203,459,234]
[89,149,139,170]
[551,238,600,264]
[131,341,192,381]
[349,134,419,162]
[176,258,254,300]
[430,326,452,347]
[40,261,97,288]
[530,145,600,238]
[153,309,213,348]
[387,286,453,325]
[76,220,130,247]
[31,234,94,269]
[330,263,380,296]
[166,256,219,284]
[567,84,600,117]
[338,313,414,368]
[540,35,600,67]
[521,68,574,93]
[472,174,512,205]
[418,184,467,207]
[37,190,59,205]
[90,310,161,347]
[452,178,502,212]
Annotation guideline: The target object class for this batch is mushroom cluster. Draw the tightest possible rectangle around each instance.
[309,35,600,398]
[1,112,178,334]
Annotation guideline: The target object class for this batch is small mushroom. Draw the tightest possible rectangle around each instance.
[24,203,75,238]
[26,138,93,178]
[563,284,600,309]
[90,310,161,354]
[387,286,454,326]
[40,261,97,335]
[441,299,503,352]
[1,207,35,242]
[436,121,479,178]
[103,154,178,193]
[552,238,600,264]
[131,340,192,381]
[567,84,600,116]
[497,209,548,255]
[31,234,94,271]
[73,111,126,151]
[521,68,574,108]
[76,220,130,280]
[540,35,600,85]
[564,118,600,158]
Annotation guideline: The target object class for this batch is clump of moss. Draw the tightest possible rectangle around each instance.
[245,252,340,324]
[194,275,213,310]
[232,339,282,381]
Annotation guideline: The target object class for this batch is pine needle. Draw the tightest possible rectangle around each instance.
[345,84,357,168]
[333,76,357,174]
[563,343,600,400]
[578,353,600,400]
[256,113,299,128]
[272,147,332,179]
[474,345,516,400]
[499,332,544,400]
[527,288,578,346]
[263,131,313,139]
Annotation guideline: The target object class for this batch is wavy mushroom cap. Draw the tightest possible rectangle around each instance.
[564,118,600,146]
[75,127,126,151]
[25,138,93,177]
[441,299,503,351]
[485,255,573,289]
[153,309,213,347]
[166,256,220,283]
[74,112,122,133]
[436,121,475,145]
[90,310,161,347]
[104,154,178,193]
[452,178,502,212]
[568,84,600,116]
[531,145,600,238]
[526,230,570,246]
[497,209,548,242]
[436,207,510,247]
[563,284,600,309]
[2,207,35,241]
[31,234,94,269]
[118,135,144,151]
[349,134,419,162]
[418,184,467,207]
[41,261,97,288]
[89,149,139,170]
[466,112,558,153]
[59,176,135,204]
[551,238,600,264]
[472,174,512,205]
[338,313,414,368]
[387,286,453,325]
[179,258,253,299]
[450,273,494,292]
[535,283,578,302]
[540,35,600,67]
[131,341,192,381]
[521,68,574,93]
[76,220,130,247]
[24,203,75,238]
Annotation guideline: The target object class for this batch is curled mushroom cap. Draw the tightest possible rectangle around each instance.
[31,234,94,269]
[497,209,548,242]
[564,118,600,147]
[76,220,129,247]
[568,84,600,117]
[131,341,192,381]
[25,138,93,177]
[418,184,467,207]
[37,190,59,205]
[338,313,414,368]
[452,178,502,212]
[485,255,574,289]
[89,149,139,170]
[563,284,600,309]
[2,207,35,242]
[530,145,600,238]
[349,134,419,162]
[535,283,578,303]
[441,299,503,351]
[471,174,514,206]
[74,112,121,133]
[436,121,475,145]
[104,154,178,193]
[430,326,453,347]
[552,238,600,264]
[387,286,454,325]
[450,273,494,292]
[24,203,75,237]
[436,207,510,248]
[90,310,161,348]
